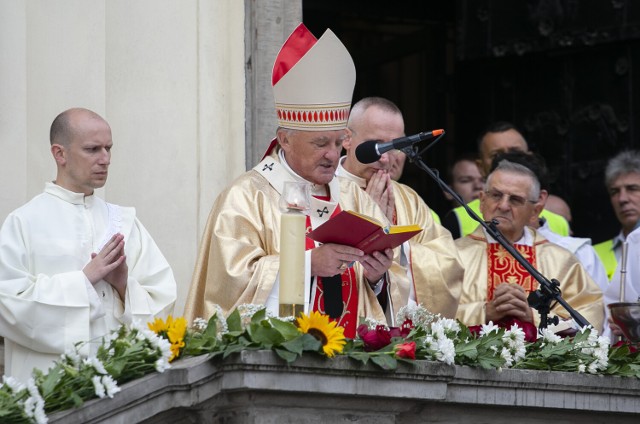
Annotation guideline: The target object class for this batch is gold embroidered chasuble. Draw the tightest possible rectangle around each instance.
[334,158,464,321]
[184,149,388,327]
[387,181,463,318]
[455,227,604,332]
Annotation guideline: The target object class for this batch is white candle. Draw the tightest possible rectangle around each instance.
[279,211,306,305]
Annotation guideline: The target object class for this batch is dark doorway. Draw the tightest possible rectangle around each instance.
[303,0,640,243]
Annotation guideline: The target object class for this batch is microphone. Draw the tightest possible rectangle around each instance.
[355,129,444,164]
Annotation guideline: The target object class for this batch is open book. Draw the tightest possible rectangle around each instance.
[307,210,422,255]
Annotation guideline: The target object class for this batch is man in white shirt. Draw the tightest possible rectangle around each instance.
[0,108,177,381]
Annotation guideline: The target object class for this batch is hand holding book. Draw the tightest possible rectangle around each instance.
[306,210,422,255]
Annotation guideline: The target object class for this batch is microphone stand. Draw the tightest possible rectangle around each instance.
[401,138,591,330]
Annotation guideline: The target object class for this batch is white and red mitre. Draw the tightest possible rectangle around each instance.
[272,23,356,131]
[264,24,356,157]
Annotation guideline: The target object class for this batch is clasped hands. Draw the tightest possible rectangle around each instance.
[485,282,534,323]
[310,243,393,286]
[83,233,129,300]
[366,170,395,223]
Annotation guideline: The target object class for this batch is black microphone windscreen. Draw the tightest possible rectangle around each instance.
[355,141,380,164]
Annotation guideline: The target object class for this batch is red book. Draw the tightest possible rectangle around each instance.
[307,210,422,255]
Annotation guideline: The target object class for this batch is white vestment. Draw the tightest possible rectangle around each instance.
[0,183,177,381]
[603,226,640,340]
[537,221,609,292]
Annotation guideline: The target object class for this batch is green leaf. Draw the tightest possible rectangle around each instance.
[247,324,285,347]
[270,317,302,340]
[477,354,505,369]
[226,309,242,332]
[40,366,64,397]
[280,335,307,355]
[455,339,480,360]
[299,333,322,351]
[274,347,299,363]
[346,351,372,364]
[204,316,219,338]
[371,354,398,370]
[251,308,268,324]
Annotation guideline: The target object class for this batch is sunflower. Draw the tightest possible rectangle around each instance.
[296,311,346,357]
[148,316,169,337]
[148,315,188,361]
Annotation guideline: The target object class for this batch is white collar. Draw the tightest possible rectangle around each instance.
[482,225,534,246]
[335,156,367,189]
[45,181,95,207]
[278,149,329,197]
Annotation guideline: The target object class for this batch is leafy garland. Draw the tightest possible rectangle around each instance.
[2,304,640,423]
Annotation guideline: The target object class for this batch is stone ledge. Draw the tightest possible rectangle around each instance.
[48,351,640,423]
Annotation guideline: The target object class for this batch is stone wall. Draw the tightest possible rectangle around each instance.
[48,351,640,424]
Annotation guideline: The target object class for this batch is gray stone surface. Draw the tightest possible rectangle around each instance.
[243,0,302,170]
[48,350,640,424]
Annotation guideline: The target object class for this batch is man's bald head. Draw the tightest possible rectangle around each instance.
[50,108,108,147]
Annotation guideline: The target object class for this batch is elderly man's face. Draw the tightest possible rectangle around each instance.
[608,172,640,235]
[478,129,528,177]
[278,129,349,185]
[480,169,541,242]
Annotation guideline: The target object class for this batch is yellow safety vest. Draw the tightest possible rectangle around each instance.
[593,239,616,281]
[452,198,570,238]
[431,209,441,225]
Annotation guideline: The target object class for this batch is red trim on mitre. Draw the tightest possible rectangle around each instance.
[272,23,317,86]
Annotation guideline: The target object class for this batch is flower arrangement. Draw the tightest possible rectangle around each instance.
[3,304,640,423]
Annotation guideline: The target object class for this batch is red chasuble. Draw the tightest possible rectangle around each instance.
[306,198,359,338]
[486,243,538,300]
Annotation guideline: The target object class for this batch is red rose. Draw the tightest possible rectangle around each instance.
[357,324,392,351]
[395,341,416,359]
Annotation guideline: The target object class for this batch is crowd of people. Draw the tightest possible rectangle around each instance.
[0,23,636,382]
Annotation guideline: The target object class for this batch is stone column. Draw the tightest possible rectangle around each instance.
[244,0,302,168]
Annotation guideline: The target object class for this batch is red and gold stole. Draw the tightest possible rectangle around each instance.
[306,197,359,338]
[486,243,538,300]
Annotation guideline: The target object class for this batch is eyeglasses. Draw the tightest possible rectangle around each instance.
[484,188,537,208]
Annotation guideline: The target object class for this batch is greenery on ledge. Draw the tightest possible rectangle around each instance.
[2,304,640,423]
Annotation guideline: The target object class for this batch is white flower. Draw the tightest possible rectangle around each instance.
[430,320,447,339]
[25,378,47,424]
[480,321,499,336]
[24,396,36,418]
[578,362,586,373]
[362,316,387,330]
[587,361,599,374]
[434,337,456,365]
[155,357,170,372]
[396,304,438,328]
[84,357,108,375]
[437,318,460,334]
[92,375,106,398]
[1,375,25,393]
[157,336,172,362]
[237,303,272,328]
[503,325,526,363]
[540,328,562,343]
[62,348,81,366]
[192,317,208,332]
[501,347,514,367]
[212,304,229,335]
[101,375,121,398]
